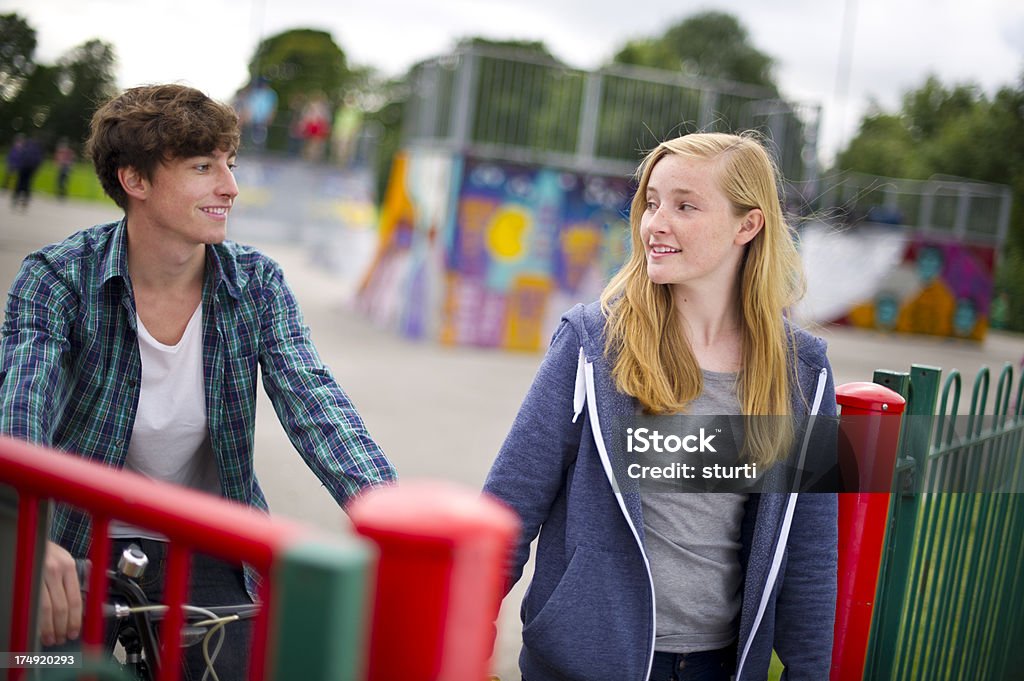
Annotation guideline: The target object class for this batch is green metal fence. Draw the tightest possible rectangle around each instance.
[865,363,1024,680]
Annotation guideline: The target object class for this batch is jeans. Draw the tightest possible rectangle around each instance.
[649,647,734,681]
[107,538,253,681]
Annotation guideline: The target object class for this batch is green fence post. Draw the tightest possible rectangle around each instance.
[267,536,374,681]
[865,365,941,680]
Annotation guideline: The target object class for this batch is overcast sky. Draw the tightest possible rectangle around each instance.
[4,0,1023,163]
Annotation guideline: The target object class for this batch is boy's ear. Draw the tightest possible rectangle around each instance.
[735,208,765,246]
[118,166,148,202]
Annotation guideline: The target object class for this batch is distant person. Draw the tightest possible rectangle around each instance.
[332,93,363,167]
[0,84,396,679]
[242,78,278,151]
[285,92,307,156]
[3,135,25,192]
[484,132,838,681]
[10,133,43,211]
[299,92,331,162]
[54,138,76,199]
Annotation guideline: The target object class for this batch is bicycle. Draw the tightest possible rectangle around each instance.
[78,543,258,681]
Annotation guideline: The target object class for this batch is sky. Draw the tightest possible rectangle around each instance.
[3,0,1023,163]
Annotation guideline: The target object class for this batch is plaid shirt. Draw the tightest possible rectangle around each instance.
[0,220,395,590]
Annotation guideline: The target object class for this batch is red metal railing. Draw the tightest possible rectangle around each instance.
[2,437,520,681]
[0,435,321,681]
[4,387,915,681]
[350,481,518,681]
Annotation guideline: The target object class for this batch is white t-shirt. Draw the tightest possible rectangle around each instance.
[110,304,220,539]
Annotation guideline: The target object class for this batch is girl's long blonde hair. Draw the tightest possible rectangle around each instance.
[600,132,805,466]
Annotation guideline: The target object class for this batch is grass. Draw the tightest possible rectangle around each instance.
[10,160,115,205]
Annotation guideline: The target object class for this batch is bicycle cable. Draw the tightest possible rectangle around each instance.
[196,616,240,681]
[118,603,231,679]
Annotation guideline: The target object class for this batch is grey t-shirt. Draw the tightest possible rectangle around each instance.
[641,368,748,653]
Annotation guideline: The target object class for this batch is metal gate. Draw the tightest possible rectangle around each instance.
[865,363,1024,680]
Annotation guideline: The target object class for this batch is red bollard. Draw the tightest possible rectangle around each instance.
[831,382,906,681]
[348,480,520,681]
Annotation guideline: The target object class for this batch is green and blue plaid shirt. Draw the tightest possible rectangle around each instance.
[0,220,396,587]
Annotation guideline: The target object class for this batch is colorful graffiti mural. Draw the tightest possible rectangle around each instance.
[839,236,996,341]
[358,152,631,351]
[795,222,997,341]
[361,152,1001,348]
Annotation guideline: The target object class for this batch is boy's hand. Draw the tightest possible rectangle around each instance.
[39,541,82,646]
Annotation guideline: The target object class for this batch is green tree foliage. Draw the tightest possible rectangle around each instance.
[0,14,117,152]
[0,13,37,102]
[838,75,1023,186]
[362,75,406,200]
[612,11,778,94]
[834,110,922,178]
[243,28,353,151]
[0,63,61,142]
[835,73,1024,330]
[601,12,814,182]
[50,39,118,145]
[459,37,557,60]
[902,76,982,140]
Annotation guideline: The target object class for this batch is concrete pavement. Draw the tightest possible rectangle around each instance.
[2,195,1023,678]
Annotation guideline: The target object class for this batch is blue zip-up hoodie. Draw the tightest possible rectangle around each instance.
[484,302,838,681]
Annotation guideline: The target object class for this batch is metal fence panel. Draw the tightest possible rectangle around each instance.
[866,363,1024,680]
[400,45,822,192]
[816,172,1013,245]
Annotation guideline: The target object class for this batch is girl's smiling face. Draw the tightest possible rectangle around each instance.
[640,153,761,293]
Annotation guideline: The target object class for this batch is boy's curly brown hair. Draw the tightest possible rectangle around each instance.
[86,84,240,210]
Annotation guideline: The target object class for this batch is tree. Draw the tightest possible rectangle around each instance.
[49,39,118,146]
[0,63,60,149]
[835,110,923,179]
[612,11,778,94]
[361,74,407,200]
[0,13,36,102]
[242,28,353,151]
[902,76,983,141]
[0,33,116,150]
[835,72,1024,330]
[603,11,812,181]
[837,74,1023,187]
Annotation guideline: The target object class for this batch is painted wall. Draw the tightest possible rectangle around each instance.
[359,152,999,349]
[357,151,631,351]
[838,236,996,341]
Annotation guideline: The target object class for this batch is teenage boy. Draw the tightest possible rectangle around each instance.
[0,84,396,676]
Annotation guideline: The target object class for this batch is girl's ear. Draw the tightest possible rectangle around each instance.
[735,208,764,246]
[118,166,148,202]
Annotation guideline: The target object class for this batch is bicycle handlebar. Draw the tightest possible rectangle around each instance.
[70,545,257,681]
